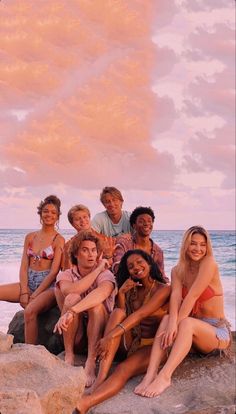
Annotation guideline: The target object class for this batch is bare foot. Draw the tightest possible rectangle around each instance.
[84,360,96,388]
[142,373,171,398]
[134,374,156,396]
[64,352,75,365]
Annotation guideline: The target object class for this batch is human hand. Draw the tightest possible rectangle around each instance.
[119,278,141,295]
[96,335,113,361]
[158,319,178,350]
[97,257,110,272]
[19,292,30,308]
[101,237,116,260]
[53,311,74,335]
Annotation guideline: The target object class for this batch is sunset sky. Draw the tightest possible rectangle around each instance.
[0,0,235,230]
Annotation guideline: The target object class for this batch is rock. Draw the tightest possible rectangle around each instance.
[0,331,13,352]
[90,334,236,414]
[7,306,64,355]
[0,342,86,414]
[0,388,43,414]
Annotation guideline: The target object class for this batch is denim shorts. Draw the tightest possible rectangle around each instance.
[28,268,52,292]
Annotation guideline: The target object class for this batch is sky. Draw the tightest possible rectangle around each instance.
[0,0,235,230]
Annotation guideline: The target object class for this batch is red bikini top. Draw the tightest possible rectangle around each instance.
[27,233,58,262]
[182,285,222,315]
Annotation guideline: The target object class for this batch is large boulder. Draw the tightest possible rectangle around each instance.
[7,306,64,355]
[0,333,86,414]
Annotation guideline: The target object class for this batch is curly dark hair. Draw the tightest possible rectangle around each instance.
[37,195,61,217]
[129,206,155,228]
[116,249,166,289]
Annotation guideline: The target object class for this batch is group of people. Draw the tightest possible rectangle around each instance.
[0,187,231,414]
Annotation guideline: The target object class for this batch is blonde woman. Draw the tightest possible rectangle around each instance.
[0,195,64,344]
[134,225,231,398]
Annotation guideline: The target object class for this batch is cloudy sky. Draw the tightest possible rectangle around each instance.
[0,0,235,230]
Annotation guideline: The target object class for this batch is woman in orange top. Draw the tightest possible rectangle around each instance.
[134,225,231,398]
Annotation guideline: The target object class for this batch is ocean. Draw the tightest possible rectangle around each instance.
[0,229,235,333]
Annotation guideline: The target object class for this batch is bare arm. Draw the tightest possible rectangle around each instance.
[70,280,114,314]
[30,235,65,298]
[58,259,109,296]
[177,256,217,323]
[109,284,171,340]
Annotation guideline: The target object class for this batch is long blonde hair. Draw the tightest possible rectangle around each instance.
[176,226,213,280]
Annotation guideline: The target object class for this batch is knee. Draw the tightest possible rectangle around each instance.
[115,362,129,381]
[112,307,126,320]
[64,293,81,309]
[24,305,38,322]
[178,317,193,331]
[88,303,105,317]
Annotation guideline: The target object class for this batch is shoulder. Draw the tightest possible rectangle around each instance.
[92,211,108,221]
[97,269,116,284]
[200,255,218,270]
[152,241,163,255]
[24,231,36,243]
[122,211,131,220]
[55,233,65,246]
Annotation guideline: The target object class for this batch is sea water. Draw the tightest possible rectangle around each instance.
[0,229,235,333]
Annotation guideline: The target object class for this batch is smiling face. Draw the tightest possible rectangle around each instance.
[72,210,91,232]
[187,233,207,262]
[133,213,153,237]
[41,203,59,226]
[126,253,150,281]
[76,240,98,270]
[102,193,123,218]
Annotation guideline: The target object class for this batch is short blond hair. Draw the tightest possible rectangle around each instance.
[100,187,124,204]
[67,204,91,225]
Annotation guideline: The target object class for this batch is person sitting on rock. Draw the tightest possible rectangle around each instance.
[62,204,115,271]
[71,249,170,414]
[91,186,131,238]
[0,195,65,344]
[53,231,117,387]
[113,206,169,282]
[134,226,232,398]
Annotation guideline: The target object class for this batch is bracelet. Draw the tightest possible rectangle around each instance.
[116,323,128,350]
[116,323,126,333]
[67,309,77,318]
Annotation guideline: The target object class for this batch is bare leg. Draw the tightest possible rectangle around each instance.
[134,314,169,395]
[62,293,82,365]
[90,307,130,392]
[143,317,224,398]
[0,283,21,302]
[85,304,108,387]
[24,289,56,344]
[75,346,152,414]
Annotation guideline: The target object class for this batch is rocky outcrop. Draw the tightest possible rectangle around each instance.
[0,333,86,414]
[7,306,64,355]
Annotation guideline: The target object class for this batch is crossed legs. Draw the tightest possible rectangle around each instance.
[135,315,228,398]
